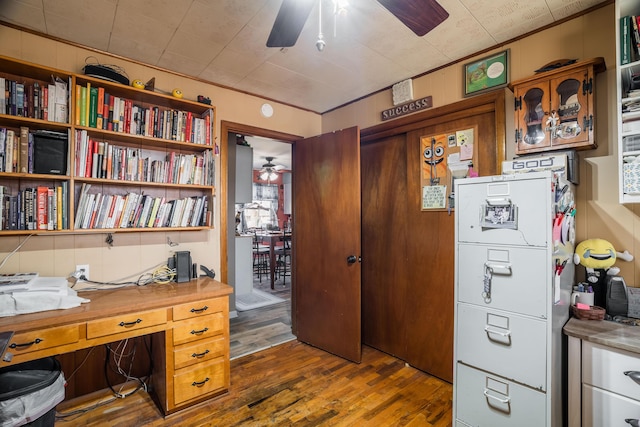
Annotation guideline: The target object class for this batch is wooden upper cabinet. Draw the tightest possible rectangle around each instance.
[510,57,605,155]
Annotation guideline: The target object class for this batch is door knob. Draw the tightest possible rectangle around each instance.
[346,255,361,264]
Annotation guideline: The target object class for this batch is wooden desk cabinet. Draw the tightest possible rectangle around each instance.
[509,57,605,155]
[0,278,232,416]
[564,318,640,427]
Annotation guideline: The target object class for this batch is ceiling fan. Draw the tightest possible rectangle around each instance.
[259,157,285,181]
[266,0,449,48]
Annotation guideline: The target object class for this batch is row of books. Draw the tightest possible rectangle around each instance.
[75,82,212,145]
[0,76,69,123]
[0,184,69,231]
[74,184,210,230]
[0,126,28,173]
[74,130,215,185]
[621,15,640,65]
[0,126,68,175]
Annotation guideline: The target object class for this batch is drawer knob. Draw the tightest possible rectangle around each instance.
[190,306,209,314]
[624,371,640,386]
[192,349,210,359]
[192,377,210,387]
[190,327,209,335]
[9,338,43,348]
[118,318,142,327]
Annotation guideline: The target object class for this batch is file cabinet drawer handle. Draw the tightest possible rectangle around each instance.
[483,389,511,414]
[192,377,210,387]
[484,326,512,345]
[624,371,640,386]
[190,327,209,335]
[10,338,43,348]
[119,319,142,327]
[192,349,210,359]
[190,305,209,314]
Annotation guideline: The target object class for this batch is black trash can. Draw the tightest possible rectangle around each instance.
[0,357,65,427]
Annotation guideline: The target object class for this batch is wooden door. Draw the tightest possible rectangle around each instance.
[292,126,362,363]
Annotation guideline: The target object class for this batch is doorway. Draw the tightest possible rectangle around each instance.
[220,122,301,359]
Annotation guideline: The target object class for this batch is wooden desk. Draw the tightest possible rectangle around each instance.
[0,278,233,415]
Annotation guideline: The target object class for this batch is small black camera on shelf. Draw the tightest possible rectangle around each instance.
[197,95,211,105]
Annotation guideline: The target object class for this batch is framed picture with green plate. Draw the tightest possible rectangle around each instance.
[463,49,509,97]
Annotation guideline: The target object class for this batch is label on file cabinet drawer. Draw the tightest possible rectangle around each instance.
[456,175,550,247]
[457,244,548,318]
[455,362,546,427]
[456,303,547,390]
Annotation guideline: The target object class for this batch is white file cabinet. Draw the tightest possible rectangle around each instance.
[454,172,575,427]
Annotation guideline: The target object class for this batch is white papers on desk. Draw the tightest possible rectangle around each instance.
[0,276,90,317]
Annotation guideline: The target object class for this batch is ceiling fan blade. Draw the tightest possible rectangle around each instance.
[377,0,449,37]
[267,0,316,48]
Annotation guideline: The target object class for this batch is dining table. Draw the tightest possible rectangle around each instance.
[256,230,290,289]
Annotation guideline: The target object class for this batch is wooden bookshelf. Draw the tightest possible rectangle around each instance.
[0,55,216,233]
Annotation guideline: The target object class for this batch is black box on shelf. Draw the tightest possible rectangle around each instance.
[32,131,68,175]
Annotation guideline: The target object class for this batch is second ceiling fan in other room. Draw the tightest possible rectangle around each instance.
[266,0,449,48]
[260,157,285,182]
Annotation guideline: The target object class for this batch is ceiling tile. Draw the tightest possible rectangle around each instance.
[0,0,610,112]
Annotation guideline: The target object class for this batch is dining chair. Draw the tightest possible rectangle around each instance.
[252,232,270,282]
[275,232,291,284]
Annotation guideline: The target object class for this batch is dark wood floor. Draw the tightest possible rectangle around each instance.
[56,341,453,426]
[55,274,453,425]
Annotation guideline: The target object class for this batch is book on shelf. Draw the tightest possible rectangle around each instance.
[88,86,98,128]
[622,15,632,65]
[79,85,87,127]
[19,126,29,173]
[36,186,48,230]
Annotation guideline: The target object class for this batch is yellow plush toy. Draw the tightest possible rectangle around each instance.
[573,238,634,283]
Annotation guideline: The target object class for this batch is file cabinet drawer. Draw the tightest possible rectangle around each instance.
[455,362,546,427]
[87,309,167,339]
[172,313,225,346]
[456,175,550,247]
[174,336,226,370]
[173,357,227,405]
[456,302,547,390]
[457,243,548,318]
[9,324,79,354]
[583,342,640,399]
[173,297,227,321]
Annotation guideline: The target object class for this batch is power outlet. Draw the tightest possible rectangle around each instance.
[76,264,89,281]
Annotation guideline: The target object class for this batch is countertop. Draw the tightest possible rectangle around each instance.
[563,317,640,355]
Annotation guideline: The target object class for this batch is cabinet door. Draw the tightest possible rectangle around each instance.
[515,80,551,153]
[549,68,594,149]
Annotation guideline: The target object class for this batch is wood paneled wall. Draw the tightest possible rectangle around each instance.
[360,90,505,382]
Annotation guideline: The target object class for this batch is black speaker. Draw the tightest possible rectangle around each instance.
[175,251,192,283]
[33,131,67,175]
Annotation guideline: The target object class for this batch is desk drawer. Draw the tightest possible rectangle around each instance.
[9,324,79,354]
[173,297,227,321]
[583,341,640,399]
[173,357,227,405]
[582,384,640,426]
[86,309,167,339]
[174,336,226,370]
[173,313,225,346]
